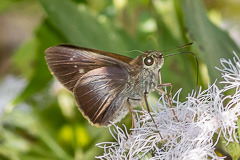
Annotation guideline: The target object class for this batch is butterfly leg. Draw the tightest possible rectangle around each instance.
[157,72,179,122]
[143,91,163,139]
[128,97,152,129]
[157,71,173,107]
[126,98,135,128]
[156,83,173,107]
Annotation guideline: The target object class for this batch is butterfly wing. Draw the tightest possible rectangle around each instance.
[45,44,133,91]
[74,66,130,126]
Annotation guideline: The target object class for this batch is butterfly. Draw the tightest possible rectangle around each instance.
[45,43,195,127]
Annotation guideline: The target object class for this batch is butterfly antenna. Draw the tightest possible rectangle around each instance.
[163,51,199,95]
[123,50,144,54]
[161,42,195,53]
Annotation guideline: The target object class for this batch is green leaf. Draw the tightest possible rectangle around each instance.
[11,39,38,78]
[182,0,240,82]
[12,21,64,105]
[0,0,22,10]
[238,119,240,143]
[221,132,240,160]
[1,106,72,160]
[38,0,133,53]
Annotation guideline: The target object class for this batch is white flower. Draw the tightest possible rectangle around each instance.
[96,52,240,160]
[217,51,240,91]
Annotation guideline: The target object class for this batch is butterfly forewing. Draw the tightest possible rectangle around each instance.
[74,66,129,126]
[45,44,133,91]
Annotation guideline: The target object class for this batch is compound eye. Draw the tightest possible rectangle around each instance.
[144,56,154,66]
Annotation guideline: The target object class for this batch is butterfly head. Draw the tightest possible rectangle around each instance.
[142,51,164,72]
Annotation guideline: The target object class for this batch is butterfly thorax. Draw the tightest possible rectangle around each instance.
[129,69,158,100]
[127,52,164,105]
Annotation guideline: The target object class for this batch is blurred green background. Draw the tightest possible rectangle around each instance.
[0,0,239,159]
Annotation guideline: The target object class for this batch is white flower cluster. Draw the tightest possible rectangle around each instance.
[96,52,240,160]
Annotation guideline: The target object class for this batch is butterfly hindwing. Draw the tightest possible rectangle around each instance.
[74,66,129,126]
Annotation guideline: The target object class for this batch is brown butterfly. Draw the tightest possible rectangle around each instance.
[45,43,195,127]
